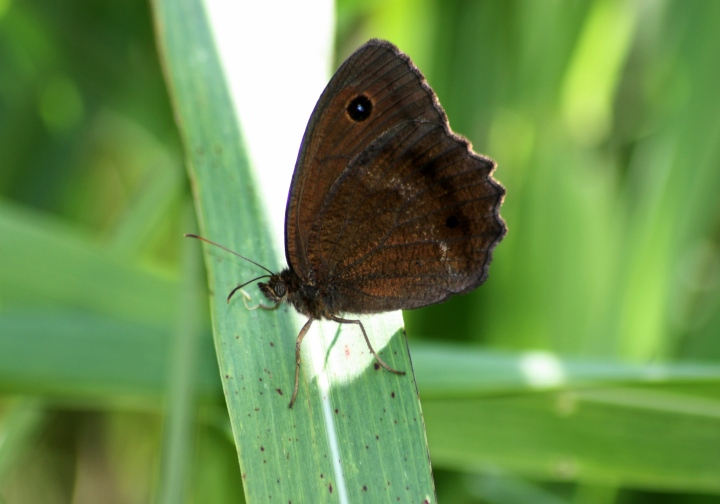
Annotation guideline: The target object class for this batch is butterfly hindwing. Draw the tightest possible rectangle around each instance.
[310,120,505,312]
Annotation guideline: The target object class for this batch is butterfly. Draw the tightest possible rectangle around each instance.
[189,39,506,408]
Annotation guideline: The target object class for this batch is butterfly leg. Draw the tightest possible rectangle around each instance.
[289,318,314,409]
[330,316,406,376]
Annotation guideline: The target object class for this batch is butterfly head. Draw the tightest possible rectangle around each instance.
[258,274,288,304]
[258,268,304,304]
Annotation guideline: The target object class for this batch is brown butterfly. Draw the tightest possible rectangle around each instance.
[189,39,506,408]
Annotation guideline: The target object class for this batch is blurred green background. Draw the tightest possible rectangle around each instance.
[2,0,720,503]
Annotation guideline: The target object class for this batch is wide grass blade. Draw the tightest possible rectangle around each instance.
[151,0,435,501]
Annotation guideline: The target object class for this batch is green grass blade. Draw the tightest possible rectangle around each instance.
[0,200,177,326]
[411,345,720,493]
[0,307,220,402]
[423,387,720,493]
[0,399,47,481]
[157,210,205,504]
[412,344,720,397]
[151,1,435,501]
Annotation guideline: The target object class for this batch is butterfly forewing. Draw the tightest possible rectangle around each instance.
[285,40,445,279]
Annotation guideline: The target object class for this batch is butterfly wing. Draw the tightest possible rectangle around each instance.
[285,39,506,312]
[285,39,444,278]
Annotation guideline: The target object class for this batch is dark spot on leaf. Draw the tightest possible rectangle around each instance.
[329,483,333,493]
[362,485,367,492]
[391,392,396,398]
[276,388,283,395]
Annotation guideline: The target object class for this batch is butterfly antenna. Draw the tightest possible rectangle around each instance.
[184,234,275,275]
